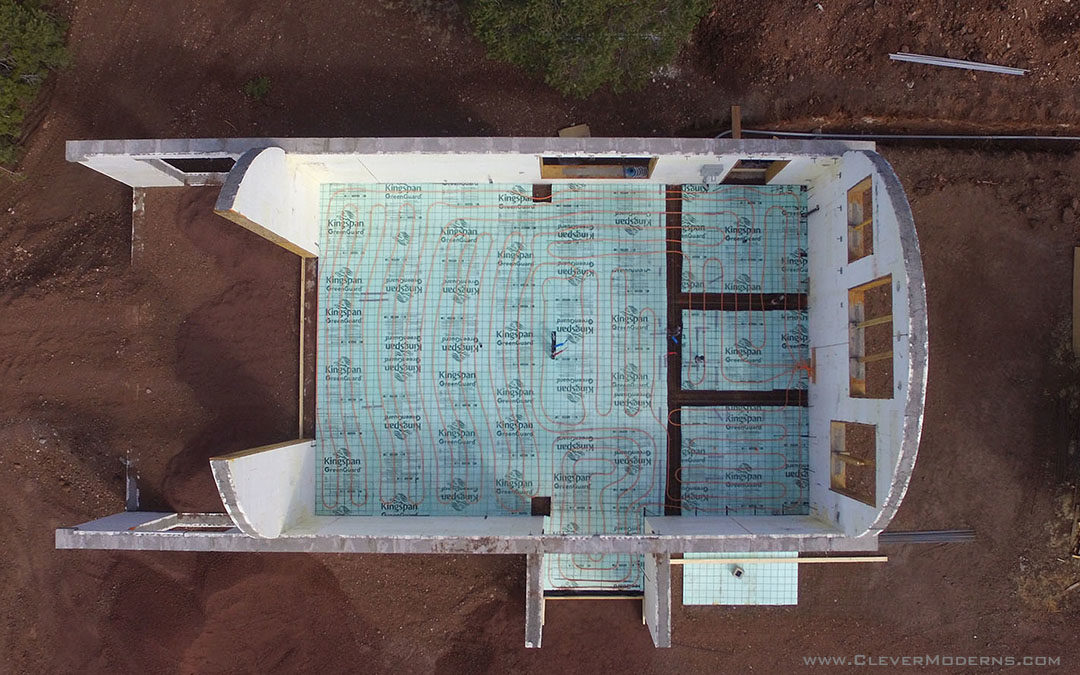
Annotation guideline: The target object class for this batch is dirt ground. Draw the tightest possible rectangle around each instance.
[3,1,1080,672]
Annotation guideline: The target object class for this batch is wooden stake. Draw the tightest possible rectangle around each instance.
[731,105,742,140]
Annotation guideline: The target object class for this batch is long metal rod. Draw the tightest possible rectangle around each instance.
[879,529,975,544]
[889,52,1028,76]
[671,556,887,565]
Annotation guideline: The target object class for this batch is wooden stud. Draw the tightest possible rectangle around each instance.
[298,257,306,439]
[855,315,893,329]
[835,452,872,467]
[764,160,790,183]
[858,351,893,364]
[731,105,742,139]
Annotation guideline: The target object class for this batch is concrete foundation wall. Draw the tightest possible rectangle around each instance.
[61,136,924,549]
[643,554,671,648]
[214,147,319,257]
[57,512,876,554]
[210,439,314,538]
[805,150,927,537]
[525,554,544,648]
[68,137,872,186]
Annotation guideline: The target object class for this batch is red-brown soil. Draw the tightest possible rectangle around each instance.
[2,1,1080,672]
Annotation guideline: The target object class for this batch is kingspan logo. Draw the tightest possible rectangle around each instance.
[437,370,477,388]
[326,210,365,236]
[725,336,763,358]
[723,215,762,243]
[681,212,704,238]
[441,336,481,363]
[440,218,479,243]
[782,323,809,349]
[385,277,423,303]
[496,469,535,493]
[396,230,411,247]
[724,272,756,293]
[726,462,763,482]
[612,363,644,387]
[782,247,808,275]
[326,267,362,291]
[324,448,363,473]
[552,472,592,488]
[440,477,477,512]
[442,278,480,305]
[498,240,532,264]
[787,463,810,490]
[326,297,362,320]
[556,224,595,241]
[724,412,764,427]
[495,320,533,347]
[384,415,422,440]
[556,376,595,403]
[498,187,532,206]
[325,356,363,380]
[495,414,534,436]
[680,484,710,509]
[555,317,594,343]
[614,450,653,475]
[611,305,650,330]
[380,493,419,515]
[438,419,477,444]
[614,212,650,236]
[385,183,422,199]
[495,378,533,403]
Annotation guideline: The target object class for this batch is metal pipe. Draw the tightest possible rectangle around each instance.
[889,52,1028,76]
[879,529,975,544]
[716,129,1080,142]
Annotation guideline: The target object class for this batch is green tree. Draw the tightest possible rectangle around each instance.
[0,0,68,165]
[466,0,710,98]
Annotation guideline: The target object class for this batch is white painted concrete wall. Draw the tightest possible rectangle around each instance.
[291,152,831,186]
[210,440,314,538]
[64,137,925,544]
[78,155,185,187]
[806,150,926,537]
[214,147,320,256]
[285,515,545,537]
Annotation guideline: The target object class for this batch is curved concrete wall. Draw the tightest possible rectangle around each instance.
[210,439,314,538]
[806,150,928,537]
[214,146,320,257]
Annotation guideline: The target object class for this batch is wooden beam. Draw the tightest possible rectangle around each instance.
[674,389,808,407]
[731,105,742,139]
[834,452,872,467]
[764,160,790,183]
[298,257,306,439]
[855,315,893,329]
[858,351,893,364]
[665,185,684,516]
[676,292,807,311]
